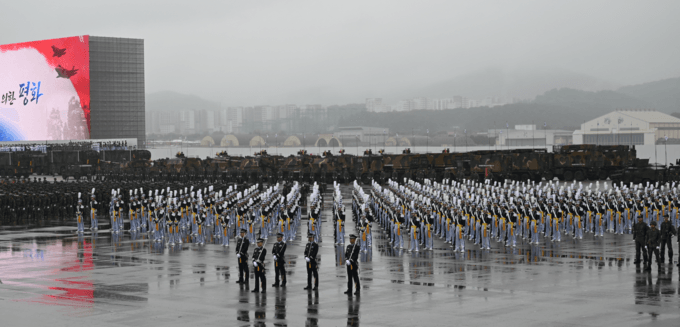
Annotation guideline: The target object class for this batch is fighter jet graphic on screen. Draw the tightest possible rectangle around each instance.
[51,45,66,57]
[55,65,78,78]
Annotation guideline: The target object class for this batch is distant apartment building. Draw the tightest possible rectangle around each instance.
[366,98,383,112]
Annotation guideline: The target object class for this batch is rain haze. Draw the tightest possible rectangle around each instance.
[1,0,678,105]
[4,2,680,326]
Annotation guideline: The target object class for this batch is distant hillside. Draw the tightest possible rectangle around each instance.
[617,77,680,113]
[534,88,650,117]
[401,68,619,102]
[147,91,221,112]
[340,88,653,134]
[339,102,580,135]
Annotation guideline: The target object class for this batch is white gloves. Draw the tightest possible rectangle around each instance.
[346,260,351,266]
[305,257,310,262]
[657,246,660,250]
[273,255,277,261]
[237,254,241,258]
[253,262,258,267]
[645,246,648,250]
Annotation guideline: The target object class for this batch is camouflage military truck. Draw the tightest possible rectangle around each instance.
[596,145,636,180]
[354,154,384,184]
[508,149,552,182]
[464,150,509,182]
[49,149,101,176]
[0,151,49,177]
[552,145,636,181]
[61,164,95,181]
[610,161,666,184]
[164,153,204,180]
[279,154,314,182]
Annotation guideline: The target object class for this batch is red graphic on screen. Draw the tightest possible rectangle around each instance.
[0,35,90,134]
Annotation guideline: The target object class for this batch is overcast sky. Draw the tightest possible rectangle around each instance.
[1,0,678,106]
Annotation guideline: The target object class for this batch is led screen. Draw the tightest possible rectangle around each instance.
[0,35,90,141]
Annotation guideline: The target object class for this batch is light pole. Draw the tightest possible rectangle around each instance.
[665,135,668,166]
[464,129,467,152]
[544,122,547,150]
[426,129,429,153]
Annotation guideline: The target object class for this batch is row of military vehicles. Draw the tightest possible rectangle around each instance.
[1,145,678,185]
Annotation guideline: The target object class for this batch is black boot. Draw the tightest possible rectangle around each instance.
[304,285,312,290]
[344,290,352,295]
[251,289,259,293]
[281,280,286,287]
[272,283,279,287]
[261,288,266,293]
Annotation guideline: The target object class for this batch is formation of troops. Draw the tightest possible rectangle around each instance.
[366,178,679,270]
[3,172,680,295]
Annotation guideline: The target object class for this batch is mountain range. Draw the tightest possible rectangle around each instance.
[146,74,679,134]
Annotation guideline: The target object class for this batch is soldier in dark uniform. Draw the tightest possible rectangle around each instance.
[344,234,361,296]
[633,214,649,266]
[235,228,250,286]
[659,214,676,264]
[304,232,319,290]
[251,238,267,293]
[271,232,287,287]
[646,221,661,270]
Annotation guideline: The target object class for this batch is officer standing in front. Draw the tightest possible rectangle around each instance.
[304,232,319,290]
[271,233,287,287]
[646,221,661,271]
[344,234,361,296]
[633,215,649,266]
[659,214,676,264]
[236,228,250,286]
[252,238,267,293]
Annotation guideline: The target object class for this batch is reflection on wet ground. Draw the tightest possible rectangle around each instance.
[1,186,680,326]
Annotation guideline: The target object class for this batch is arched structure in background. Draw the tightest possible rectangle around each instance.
[221,135,240,146]
[201,136,215,147]
[328,137,341,147]
[249,135,266,146]
[385,136,397,146]
[315,135,342,147]
[398,137,412,146]
[283,135,301,147]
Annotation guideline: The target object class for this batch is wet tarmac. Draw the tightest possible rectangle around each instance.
[2,186,680,326]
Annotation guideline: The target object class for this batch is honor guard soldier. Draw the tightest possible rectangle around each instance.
[647,221,661,270]
[659,214,676,264]
[633,215,649,266]
[236,228,250,286]
[76,193,85,233]
[271,233,287,287]
[252,238,267,293]
[90,189,98,231]
[344,234,361,296]
[304,232,319,290]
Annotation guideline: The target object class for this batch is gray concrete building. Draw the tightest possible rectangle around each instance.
[89,36,146,145]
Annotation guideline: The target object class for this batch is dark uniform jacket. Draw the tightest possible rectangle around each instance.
[646,228,661,247]
[345,242,360,266]
[252,246,267,269]
[272,241,287,262]
[659,221,677,241]
[633,221,648,242]
[236,237,250,257]
[304,241,319,264]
